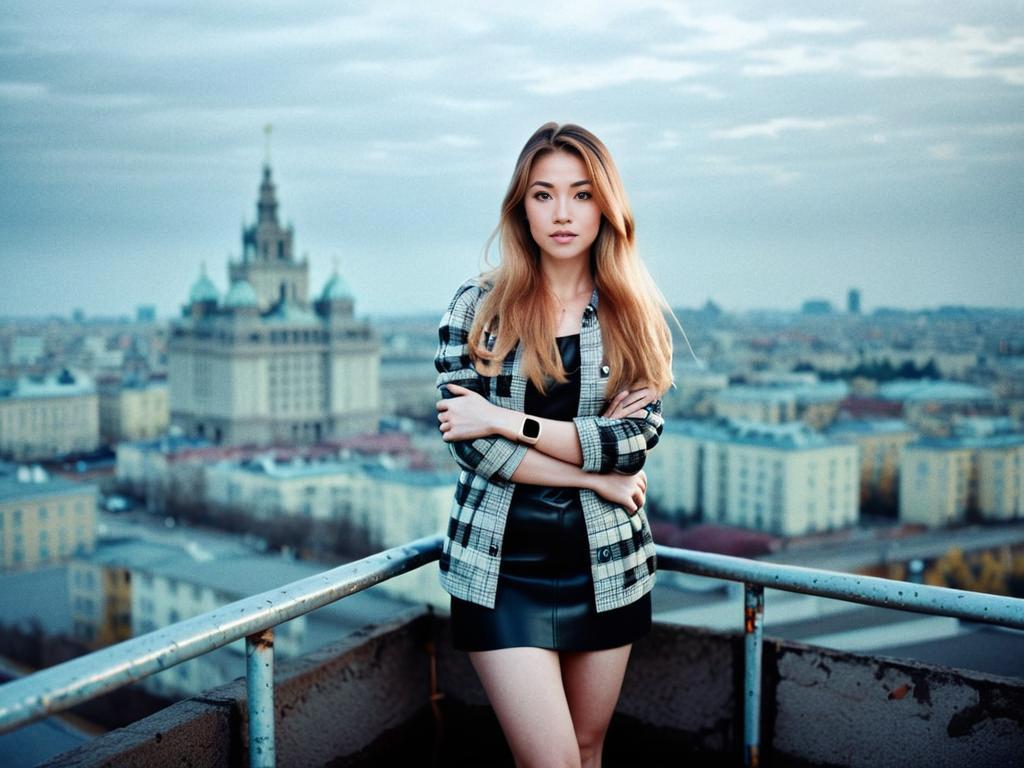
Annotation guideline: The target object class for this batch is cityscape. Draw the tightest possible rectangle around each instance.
[2,153,1022,764]
[1,2,1023,765]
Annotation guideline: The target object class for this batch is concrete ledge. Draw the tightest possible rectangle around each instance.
[36,608,1024,767]
[767,635,1024,768]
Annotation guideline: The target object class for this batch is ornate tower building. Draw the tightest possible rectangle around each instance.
[229,164,309,310]
[167,157,380,446]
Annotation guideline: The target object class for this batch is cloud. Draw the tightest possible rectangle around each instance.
[652,10,865,56]
[0,81,49,100]
[701,154,801,185]
[779,19,866,35]
[742,45,843,76]
[711,115,876,140]
[649,129,681,151]
[674,83,727,100]
[743,24,1024,85]
[927,142,958,160]
[427,96,510,113]
[512,55,709,95]
[334,56,452,81]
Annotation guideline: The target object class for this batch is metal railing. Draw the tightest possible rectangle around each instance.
[0,534,1022,768]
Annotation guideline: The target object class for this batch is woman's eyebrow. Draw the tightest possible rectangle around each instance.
[529,179,592,188]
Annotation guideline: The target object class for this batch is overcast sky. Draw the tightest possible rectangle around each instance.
[1,1,1022,320]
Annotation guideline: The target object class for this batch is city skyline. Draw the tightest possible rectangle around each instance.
[1,2,1022,319]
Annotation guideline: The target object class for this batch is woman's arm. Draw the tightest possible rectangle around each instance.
[510,446,649,515]
[441,381,661,472]
[434,280,529,483]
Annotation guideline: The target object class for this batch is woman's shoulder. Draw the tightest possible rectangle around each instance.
[447,274,495,307]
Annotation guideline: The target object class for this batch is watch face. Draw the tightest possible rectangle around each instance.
[522,417,541,439]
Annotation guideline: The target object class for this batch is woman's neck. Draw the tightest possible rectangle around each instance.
[539,257,594,302]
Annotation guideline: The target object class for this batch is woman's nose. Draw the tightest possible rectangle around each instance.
[554,196,570,222]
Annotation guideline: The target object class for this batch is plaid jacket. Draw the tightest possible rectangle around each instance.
[434,275,664,613]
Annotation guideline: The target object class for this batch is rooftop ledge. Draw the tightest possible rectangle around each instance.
[1,535,1022,767]
[29,609,1024,767]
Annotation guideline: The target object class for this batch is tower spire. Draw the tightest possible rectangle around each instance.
[263,123,272,167]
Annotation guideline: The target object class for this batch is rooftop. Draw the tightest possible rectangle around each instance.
[665,416,843,450]
[0,369,95,400]
[219,454,458,486]
[1,534,1020,767]
[0,468,95,504]
[908,432,1024,451]
[16,609,1024,767]
[825,418,916,436]
[876,378,994,402]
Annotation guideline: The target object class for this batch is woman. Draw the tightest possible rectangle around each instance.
[434,122,674,768]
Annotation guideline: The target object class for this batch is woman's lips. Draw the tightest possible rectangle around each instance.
[551,234,577,244]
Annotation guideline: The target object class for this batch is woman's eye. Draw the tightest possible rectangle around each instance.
[534,192,550,200]
[576,191,592,200]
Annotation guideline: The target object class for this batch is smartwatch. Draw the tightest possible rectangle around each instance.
[517,416,542,445]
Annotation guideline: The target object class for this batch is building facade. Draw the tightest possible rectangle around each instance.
[168,162,381,447]
[204,455,456,608]
[825,419,918,512]
[900,431,1024,527]
[646,417,860,537]
[98,378,170,444]
[0,369,100,460]
[0,466,97,570]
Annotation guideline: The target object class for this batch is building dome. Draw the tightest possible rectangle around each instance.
[320,270,353,302]
[188,266,220,305]
[224,279,259,309]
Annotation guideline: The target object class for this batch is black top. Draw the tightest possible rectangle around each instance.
[524,333,581,420]
[514,333,581,504]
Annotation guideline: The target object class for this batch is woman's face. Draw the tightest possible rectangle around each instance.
[523,149,601,266]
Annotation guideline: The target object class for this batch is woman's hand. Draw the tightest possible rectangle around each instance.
[588,469,647,515]
[436,382,503,442]
[602,383,657,419]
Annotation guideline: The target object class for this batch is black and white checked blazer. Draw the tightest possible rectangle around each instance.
[434,275,664,613]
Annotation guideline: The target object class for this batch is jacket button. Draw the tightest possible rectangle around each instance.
[600,364,610,377]
[598,546,612,562]
[489,543,499,556]
[584,305,594,315]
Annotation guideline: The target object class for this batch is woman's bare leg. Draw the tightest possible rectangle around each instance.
[560,644,633,768]
[469,647,582,768]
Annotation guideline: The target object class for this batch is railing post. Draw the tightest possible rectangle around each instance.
[743,582,764,768]
[246,627,276,768]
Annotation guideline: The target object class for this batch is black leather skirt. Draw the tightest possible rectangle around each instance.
[450,482,651,652]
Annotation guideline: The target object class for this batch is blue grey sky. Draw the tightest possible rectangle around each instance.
[1,1,1022,319]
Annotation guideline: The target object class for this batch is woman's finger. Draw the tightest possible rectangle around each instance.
[622,389,655,412]
[620,388,649,409]
[602,389,628,417]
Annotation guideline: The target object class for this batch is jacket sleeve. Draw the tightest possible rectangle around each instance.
[435,279,529,484]
[572,397,664,474]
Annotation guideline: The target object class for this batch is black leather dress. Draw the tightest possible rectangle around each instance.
[450,333,652,651]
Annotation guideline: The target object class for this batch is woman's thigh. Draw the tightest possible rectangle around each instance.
[469,647,581,767]
[559,644,633,747]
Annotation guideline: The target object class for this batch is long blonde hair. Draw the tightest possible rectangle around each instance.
[469,121,675,398]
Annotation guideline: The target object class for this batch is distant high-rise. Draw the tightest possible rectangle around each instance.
[848,288,861,314]
[801,299,833,315]
[167,160,381,446]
